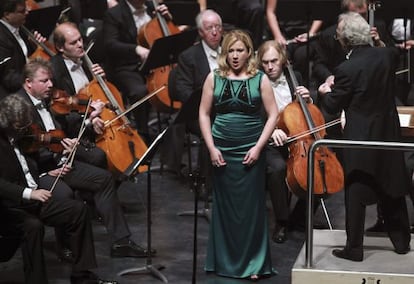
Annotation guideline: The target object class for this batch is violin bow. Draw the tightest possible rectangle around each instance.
[103,85,166,128]
[49,99,92,193]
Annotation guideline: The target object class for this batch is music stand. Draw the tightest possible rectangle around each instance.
[26,5,62,38]
[139,30,198,75]
[172,88,208,284]
[118,128,169,283]
[166,1,200,26]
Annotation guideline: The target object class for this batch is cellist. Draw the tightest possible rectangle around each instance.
[257,40,316,244]
[50,21,108,168]
[103,0,173,144]
[0,0,47,99]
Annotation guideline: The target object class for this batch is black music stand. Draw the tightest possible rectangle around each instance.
[118,128,169,283]
[139,30,198,75]
[171,88,208,284]
[26,5,62,38]
[166,1,200,26]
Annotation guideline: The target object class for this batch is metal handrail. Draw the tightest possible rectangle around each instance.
[305,139,414,268]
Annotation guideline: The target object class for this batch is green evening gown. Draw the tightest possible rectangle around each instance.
[205,70,276,279]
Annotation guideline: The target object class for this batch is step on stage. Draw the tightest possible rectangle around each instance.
[292,230,414,284]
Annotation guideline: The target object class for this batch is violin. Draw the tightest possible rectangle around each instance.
[18,123,65,153]
[276,63,344,198]
[137,0,182,112]
[50,89,92,115]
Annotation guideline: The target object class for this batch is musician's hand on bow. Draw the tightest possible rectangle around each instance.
[61,138,78,155]
[135,45,149,61]
[30,189,51,202]
[48,164,72,177]
[91,117,104,135]
[325,75,335,87]
[271,129,288,146]
[294,32,311,43]
[91,63,105,78]
[33,30,46,44]
[90,99,105,118]
[210,147,226,168]
[243,145,261,167]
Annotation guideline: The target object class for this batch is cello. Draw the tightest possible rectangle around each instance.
[79,53,148,174]
[276,63,344,198]
[137,0,182,112]
[21,25,56,60]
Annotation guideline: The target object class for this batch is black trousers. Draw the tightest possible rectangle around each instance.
[0,198,96,284]
[39,160,131,244]
[345,171,411,254]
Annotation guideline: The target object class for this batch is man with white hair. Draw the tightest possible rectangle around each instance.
[318,12,411,262]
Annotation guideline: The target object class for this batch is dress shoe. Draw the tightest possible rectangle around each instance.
[332,248,363,262]
[70,270,118,284]
[57,248,74,263]
[395,245,410,255]
[110,239,156,258]
[365,219,385,233]
[272,226,287,243]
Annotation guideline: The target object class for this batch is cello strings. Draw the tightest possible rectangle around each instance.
[285,118,342,144]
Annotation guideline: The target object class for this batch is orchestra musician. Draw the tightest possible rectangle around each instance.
[19,58,156,261]
[257,40,315,243]
[0,0,47,99]
[318,12,411,261]
[50,21,109,169]
[103,0,173,144]
[0,93,116,284]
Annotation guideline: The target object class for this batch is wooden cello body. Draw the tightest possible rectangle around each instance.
[277,64,344,198]
[137,0,182,112]
[79,54,148,174]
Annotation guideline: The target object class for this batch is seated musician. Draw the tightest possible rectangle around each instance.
[257,40,316,243]
[0,0,47,99]
[103,0,173,144]
[0,93,116,284]
[19,58,156,260]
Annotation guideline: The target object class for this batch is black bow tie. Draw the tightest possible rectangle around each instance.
[71,61,83,71]
[35,101,46,110]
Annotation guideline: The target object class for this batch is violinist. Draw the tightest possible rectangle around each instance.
[0,0,47,99]
[103,0,173,144]
[257,40,315,244]
[0,94,115,284]
[318,12,411,261]
[19,58,157,261]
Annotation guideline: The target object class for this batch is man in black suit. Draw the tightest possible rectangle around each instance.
[160,9,222,177]
[0,94,116,284]
[19,58,155,260]
[103,0,172,144]
[319,12,411,261]
[0,0,47,99]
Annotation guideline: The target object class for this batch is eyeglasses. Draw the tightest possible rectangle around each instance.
[204,25,222,33]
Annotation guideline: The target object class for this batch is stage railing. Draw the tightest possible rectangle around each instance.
[305,139,414,268]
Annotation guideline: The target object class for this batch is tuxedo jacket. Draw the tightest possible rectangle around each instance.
[0,22,35,99]
[103,0,155,74]
[0,132,39,209]
[174,42,211,103]
[312,19,394,85]
[321,46,409,197]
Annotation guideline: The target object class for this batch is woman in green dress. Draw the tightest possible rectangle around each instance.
[199,30,278,281]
